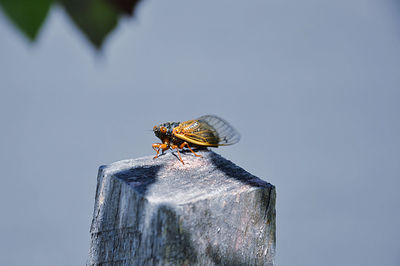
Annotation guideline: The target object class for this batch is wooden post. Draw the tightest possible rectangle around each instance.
[88,150,276,265]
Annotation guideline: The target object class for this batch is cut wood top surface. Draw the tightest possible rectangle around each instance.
[99,150,273,205]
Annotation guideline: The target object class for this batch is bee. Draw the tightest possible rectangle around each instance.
[152,115,240,164]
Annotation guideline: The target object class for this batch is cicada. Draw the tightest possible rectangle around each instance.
[152,115,240,164]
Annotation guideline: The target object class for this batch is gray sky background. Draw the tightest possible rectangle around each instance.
[1,0,400,265]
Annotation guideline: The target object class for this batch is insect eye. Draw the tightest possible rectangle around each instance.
[160,126,167,134]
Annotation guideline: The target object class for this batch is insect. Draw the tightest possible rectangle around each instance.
[152,115,240,164]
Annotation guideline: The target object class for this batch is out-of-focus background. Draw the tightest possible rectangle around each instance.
[1,0,399,265]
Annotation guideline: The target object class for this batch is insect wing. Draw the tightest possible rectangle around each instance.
[174,115,240,146]
[197,115,240,145]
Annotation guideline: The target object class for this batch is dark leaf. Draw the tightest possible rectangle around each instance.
[106,0,141,15]
[61,0,119,49]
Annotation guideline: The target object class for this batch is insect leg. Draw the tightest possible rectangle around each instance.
[152,143,161,159]
[152,143,168,159]
[170,144,185,164]
[179,142,202,157]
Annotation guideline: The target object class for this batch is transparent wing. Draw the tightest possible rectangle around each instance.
[196,115,241,146]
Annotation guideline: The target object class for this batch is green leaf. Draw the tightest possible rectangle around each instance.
[0,0,53,40]
[61,0,119,49]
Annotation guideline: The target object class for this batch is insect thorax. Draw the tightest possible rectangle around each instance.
[161,122,180,135]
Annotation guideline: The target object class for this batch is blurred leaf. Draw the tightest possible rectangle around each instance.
[106,0,141,15]
[61,0,119,49]
[0,0,142,49]
[0,0,53,40]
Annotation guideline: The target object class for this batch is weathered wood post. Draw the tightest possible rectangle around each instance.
[88,150,276,265]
